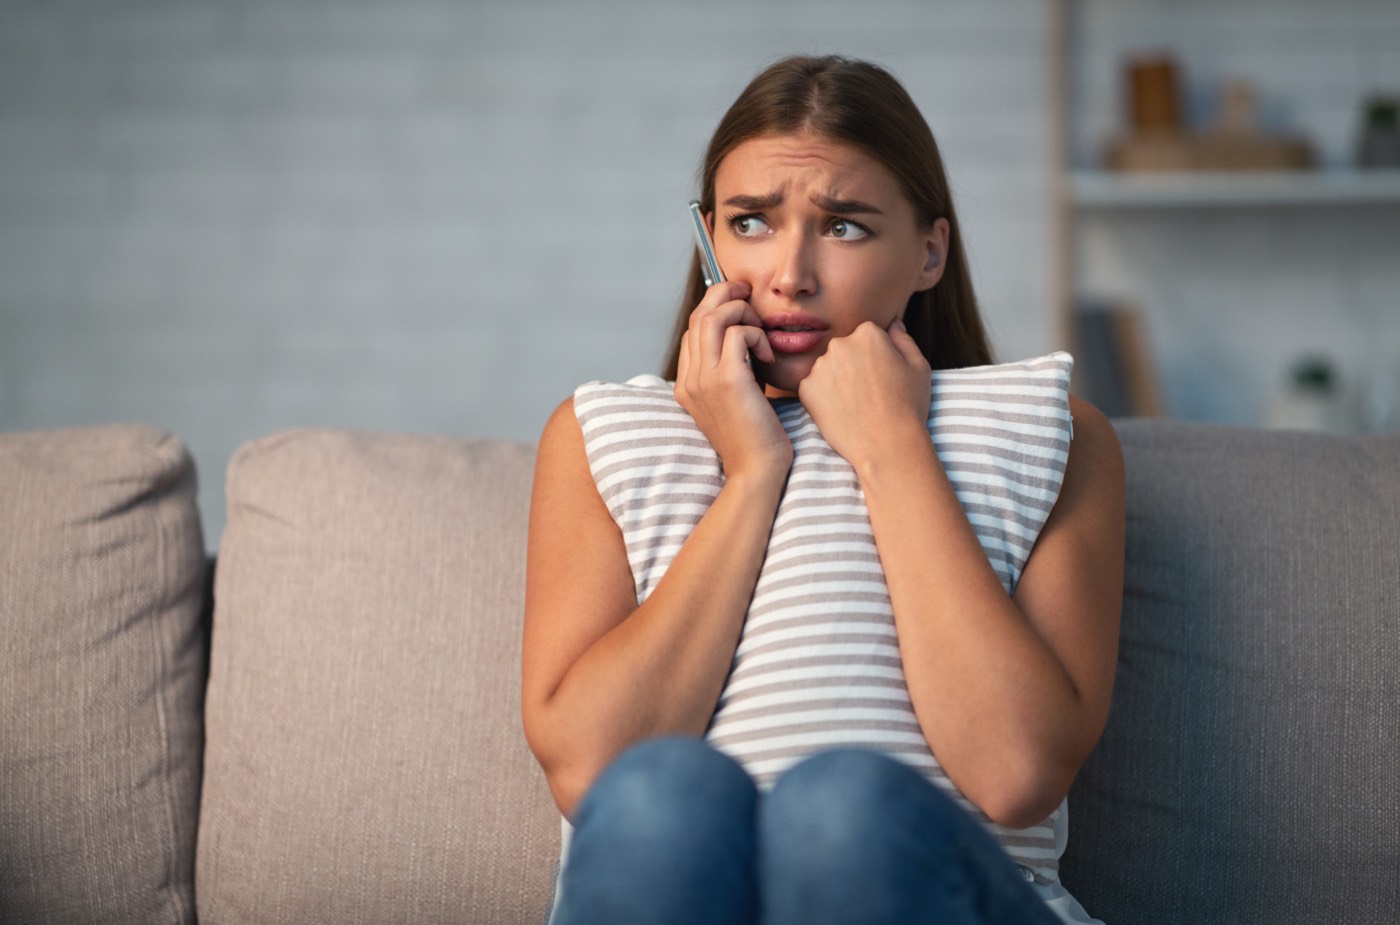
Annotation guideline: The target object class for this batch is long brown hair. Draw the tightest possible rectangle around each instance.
[662,55,992,378]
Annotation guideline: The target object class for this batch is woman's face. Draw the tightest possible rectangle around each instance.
[710,130,949,395]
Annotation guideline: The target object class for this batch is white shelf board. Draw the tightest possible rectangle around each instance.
[1068,169,1400,208]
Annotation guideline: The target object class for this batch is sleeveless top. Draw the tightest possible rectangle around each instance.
[572,351,1075,881]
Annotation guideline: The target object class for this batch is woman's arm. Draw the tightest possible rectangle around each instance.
[521,281,790,818]
[859,396,1123,829]
[801,324,1125,829]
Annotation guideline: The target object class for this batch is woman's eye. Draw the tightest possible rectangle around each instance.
[829,219,869,241]
[729,215,770,237]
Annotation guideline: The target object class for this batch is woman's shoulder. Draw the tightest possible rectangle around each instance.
[1067,396,1120,451]
[537,395,586,475]
[1064,395,1125,492]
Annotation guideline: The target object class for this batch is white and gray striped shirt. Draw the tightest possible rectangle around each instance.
[573,351,1075,880]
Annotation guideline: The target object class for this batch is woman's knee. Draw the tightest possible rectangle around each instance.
[761,749,968,869]
[573,737,757,848]
[759,750,985,922]
[766,750,925,826]
[557,739,760,924]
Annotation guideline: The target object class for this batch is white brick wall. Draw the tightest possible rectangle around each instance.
[0,0,1055,547]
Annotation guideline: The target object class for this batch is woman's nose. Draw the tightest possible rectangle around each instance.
[771,232,817,299]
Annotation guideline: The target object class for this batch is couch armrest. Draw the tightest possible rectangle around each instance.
[0,424,206,925]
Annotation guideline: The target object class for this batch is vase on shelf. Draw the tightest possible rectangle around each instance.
[1266,356,1350,434]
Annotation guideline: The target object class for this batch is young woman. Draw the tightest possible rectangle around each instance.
[522,55,1124,924]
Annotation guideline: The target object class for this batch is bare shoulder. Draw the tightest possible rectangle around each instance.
[529,390,623,541]
[1020,395,1124,562]
[533,393,607,502]
[1065,396,1125,498]
[524,391,633,681]
[538,394,584,463]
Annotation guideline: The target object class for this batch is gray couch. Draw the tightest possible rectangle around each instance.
[2,420,1397,924]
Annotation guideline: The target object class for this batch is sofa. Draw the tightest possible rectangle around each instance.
[1,419,1396,924]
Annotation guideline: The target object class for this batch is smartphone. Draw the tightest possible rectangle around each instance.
[688,200,725,286]
[689,201,768,387]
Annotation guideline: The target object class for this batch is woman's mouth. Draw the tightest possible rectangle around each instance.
[762,312,829,354]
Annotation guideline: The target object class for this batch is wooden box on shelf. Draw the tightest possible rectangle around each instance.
[1106,130,1314,172]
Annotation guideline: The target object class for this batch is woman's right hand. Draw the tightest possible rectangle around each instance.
[674,280,793,480]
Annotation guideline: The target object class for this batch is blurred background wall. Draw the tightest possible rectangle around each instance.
[1,0,1397,548]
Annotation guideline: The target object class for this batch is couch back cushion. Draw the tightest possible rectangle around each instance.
[1061,420,1400,924]
[198,429,558,925]
[0,424,207,925]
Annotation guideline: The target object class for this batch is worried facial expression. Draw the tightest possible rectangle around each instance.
[710,131,949,396]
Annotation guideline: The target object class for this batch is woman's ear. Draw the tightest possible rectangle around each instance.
[915,218,951,292]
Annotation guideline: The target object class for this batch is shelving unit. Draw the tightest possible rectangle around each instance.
[1068,169,1400,209]
[1046,0,1400,427]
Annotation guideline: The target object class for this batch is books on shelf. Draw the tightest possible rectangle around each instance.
[1073,302,1165,419]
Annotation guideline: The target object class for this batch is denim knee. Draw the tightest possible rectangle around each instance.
[573,737,756,845]
[759,749,972,923]
[759,749,1056,925]
[762,748,949,866]
[555,738,759,925]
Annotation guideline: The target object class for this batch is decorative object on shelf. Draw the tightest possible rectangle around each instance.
[1357,95,1400,168]
[1106,53,1314,172]
[1073,300,1165,419]
[1126,53,1183,134]
[1266,355,1348,433]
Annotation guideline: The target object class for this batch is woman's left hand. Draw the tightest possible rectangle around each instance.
[798,317,933,471]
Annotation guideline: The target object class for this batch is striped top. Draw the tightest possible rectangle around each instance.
[573,351,1075,880]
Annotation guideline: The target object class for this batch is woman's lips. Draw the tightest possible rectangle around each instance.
[766,330,826,353]
[762,312,829,355]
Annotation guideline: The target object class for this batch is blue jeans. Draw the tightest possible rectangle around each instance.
[551,738,1064,925]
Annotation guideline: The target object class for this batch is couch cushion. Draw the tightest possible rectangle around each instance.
[1061,420,1400,924]
[0,424,206,925]
[198,429,558,925]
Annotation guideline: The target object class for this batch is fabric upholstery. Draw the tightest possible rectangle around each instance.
[197,428,558,925]
[1061,420,1400,924]
[0,424,206,925]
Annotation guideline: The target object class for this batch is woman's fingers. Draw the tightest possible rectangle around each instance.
[701,279,752,312]
[735,323,775,365]
[692,282,759,367]
[723,323,773,370]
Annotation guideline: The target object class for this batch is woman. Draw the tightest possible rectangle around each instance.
[522,55,1124,924]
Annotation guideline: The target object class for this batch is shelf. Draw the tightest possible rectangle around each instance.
[1068,169,1400,209]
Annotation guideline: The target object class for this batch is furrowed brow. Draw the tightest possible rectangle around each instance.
[810,193,884,216]
[722,192,784,210]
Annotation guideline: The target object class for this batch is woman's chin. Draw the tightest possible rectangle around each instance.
[758,358,811,397]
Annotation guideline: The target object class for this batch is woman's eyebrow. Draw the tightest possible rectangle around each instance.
[720,191,884,216]
[810,193,884,216]
[722,192,783,210]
